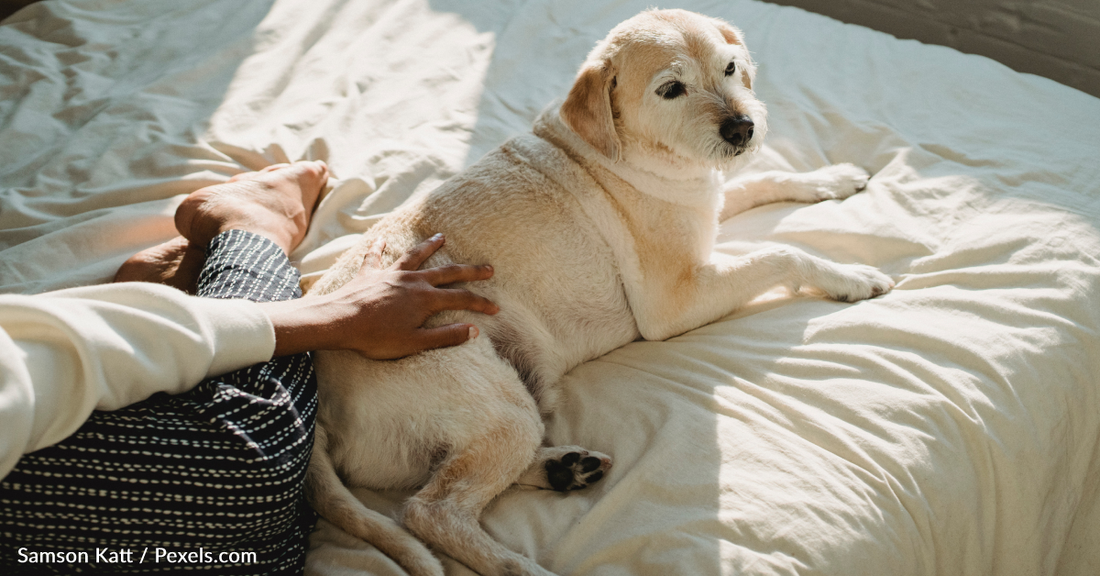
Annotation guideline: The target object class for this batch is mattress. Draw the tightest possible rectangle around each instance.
[2,0,1100,575]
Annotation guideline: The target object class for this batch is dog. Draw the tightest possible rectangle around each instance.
[305,9,894,576]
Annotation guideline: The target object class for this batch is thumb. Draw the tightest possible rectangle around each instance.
[417,323,479,352]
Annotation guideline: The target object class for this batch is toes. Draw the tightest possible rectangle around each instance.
[866,270,896,298]
[813,163,871,200]
[227,160,326,188]
[806,261,894,304]
[285,159,328,187]
[239,160,328,201]
[561,452,581,466]
[276,160,328,210]
[829,266,894,302]
[577,455,612,488]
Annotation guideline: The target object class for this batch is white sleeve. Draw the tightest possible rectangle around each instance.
[0,282,276,480]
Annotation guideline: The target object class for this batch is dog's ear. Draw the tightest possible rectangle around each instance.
[561,60,621,162]
[711,17,744,46]
[710,18,755,90]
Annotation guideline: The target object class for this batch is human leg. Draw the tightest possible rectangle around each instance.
[1,163,328,575]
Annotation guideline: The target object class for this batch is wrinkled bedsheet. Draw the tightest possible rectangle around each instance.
[2,0,1100,574]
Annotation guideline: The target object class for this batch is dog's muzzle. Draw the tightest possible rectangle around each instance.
[720,114,755,154]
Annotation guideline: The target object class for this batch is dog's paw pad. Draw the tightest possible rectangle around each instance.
[544,449,611,491]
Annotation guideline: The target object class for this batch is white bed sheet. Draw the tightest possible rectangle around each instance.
[3,0,1100,575]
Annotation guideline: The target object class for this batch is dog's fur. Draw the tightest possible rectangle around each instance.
[306,9,893,576]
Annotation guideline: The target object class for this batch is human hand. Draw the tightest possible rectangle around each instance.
[260,234,498,359]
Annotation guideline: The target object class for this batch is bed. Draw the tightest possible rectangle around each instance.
[3,0,1100,574]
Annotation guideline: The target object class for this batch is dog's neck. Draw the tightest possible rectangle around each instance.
[611,145,722,211]
[536,105,721,213]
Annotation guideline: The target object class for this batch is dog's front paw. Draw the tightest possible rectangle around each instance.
[808,263,894,303]
[803,163,871,201]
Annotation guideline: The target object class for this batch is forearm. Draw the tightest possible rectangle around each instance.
[0,283,275,479]
[258,294,349,358]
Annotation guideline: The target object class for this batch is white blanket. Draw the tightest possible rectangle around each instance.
[3,0,1100,574]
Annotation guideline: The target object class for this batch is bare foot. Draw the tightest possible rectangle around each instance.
[114,160,329,290]
[176,160,328,253]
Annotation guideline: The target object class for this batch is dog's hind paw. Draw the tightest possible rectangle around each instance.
[517,446,612,491]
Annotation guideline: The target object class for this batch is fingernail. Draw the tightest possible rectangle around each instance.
[468,325,479,340]
[484,265,493,273]
[431,233,444,241]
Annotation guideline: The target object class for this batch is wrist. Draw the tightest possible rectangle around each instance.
[258,295,339,357]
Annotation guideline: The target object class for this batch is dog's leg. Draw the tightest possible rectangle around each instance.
[632,246,893,341]
[515,446,612,491]
[306,426,445,576]
[720,163,871,220]
[402,427,556,576]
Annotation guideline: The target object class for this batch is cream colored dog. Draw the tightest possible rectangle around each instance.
[306,8,893,576]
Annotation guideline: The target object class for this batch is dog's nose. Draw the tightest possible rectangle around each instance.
[720,115,755,146]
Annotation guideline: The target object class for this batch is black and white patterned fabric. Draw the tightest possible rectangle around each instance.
[1,230,318,575]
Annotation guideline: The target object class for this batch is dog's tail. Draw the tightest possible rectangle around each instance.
[306,425,444,576]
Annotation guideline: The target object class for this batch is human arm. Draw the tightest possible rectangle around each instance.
[0,282,276,479]
[0,234,498,480]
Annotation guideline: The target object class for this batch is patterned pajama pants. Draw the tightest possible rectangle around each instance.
[1,231,318,575]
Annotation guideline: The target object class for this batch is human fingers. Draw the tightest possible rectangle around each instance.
[415,323,481,352]
[358,237,387,273]
[393,234,445,271]
[420,263,494,287]
[427,288,500,315]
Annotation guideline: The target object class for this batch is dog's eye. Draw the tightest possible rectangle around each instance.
[725,61,737,76]
[657,81,686,100]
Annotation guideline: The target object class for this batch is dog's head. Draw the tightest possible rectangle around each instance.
[561,9,766,169]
